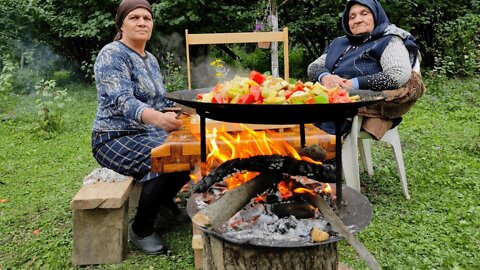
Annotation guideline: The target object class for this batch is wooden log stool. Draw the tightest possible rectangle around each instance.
[70,177,135,265]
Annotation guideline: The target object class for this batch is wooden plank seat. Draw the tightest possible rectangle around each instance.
[70,177,135,265]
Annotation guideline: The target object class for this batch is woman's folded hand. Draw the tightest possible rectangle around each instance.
[321,74,345,89]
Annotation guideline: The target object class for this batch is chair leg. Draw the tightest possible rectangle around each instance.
[342,134,361,191]
[342,115,361,192]
[381,128,410,200]
[358,139,374,176]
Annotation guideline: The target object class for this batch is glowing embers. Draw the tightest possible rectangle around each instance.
[195,173,337,245]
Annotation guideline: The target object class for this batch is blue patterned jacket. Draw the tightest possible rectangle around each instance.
[92,41,174,132]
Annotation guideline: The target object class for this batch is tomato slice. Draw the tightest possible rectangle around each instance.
[304,97,316,104]
[212,94,227,103]
[249,71,266,85]
[238,93,256,104]
[249,85,263,102]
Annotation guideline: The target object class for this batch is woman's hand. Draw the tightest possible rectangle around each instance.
[339,79,353,90]
[157,111,182,132]
[322,75,354,90]
[141,108,182,131]
[321,74,346,89]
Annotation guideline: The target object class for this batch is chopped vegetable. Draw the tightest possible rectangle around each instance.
[197,70,355,104]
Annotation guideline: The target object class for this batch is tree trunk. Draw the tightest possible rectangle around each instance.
[201,232,338,270]
[270,0,279,78]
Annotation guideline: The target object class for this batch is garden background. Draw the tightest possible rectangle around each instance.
[0,0,479,269]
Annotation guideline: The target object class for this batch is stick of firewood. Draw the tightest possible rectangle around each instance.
[192,172,277,229]
[298,191,382,270]
[193,154,335,193]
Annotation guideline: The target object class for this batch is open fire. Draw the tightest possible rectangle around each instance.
[189,125,344,245]
[208,176,341,246]
[166,87,381,268]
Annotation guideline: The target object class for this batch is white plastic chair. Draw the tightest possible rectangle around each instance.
[342,115,410,199]
[342,56,421,199]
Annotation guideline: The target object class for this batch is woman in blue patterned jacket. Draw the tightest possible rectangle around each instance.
[91,0,188,255]
[308,0,420,138]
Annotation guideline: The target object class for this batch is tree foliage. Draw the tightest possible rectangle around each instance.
[0,0,478,81]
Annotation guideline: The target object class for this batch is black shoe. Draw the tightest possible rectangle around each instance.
[128,224,167,255]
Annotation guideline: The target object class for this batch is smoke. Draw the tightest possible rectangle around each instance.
[150,32,256,90]
[8,41,68,95]
[191,56,251,89]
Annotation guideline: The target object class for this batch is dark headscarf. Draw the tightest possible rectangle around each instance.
[340,0,418,65]
[341,0,390,44]
[114,0,153,41]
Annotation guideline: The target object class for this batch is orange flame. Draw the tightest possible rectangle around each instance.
[294,183,333,196]
[202,124,324,189]
[224,171,260,190]
[293,187,316,195]
[277,181,293,199]
[322,183,332,193]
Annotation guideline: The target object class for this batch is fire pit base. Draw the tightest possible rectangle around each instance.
[201,232,338,270]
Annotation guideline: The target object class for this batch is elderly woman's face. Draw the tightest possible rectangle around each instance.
[348,4,375,35]
[121,8,153,44]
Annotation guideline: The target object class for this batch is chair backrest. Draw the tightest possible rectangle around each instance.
[413,53,421,73]
[185,27,289,90]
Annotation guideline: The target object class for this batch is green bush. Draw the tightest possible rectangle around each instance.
[0,58,15,100]
[34,79,71,132]
[289,46,310,81]
[238,46,271,74]
[433,13,480,77]
[216,44,315,82]
[50,69,75,87]
[161,52,187,92]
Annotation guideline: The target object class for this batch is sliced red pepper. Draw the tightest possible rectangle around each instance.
[337,89,348,97]
[238,93,256,104]
[249,71,266,85]
[304,97,315,104]
[211,94,226,103]
[249,85,263,102]
[294,80,305,91]
[284,90,293,99]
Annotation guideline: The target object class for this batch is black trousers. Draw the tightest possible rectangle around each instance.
[132,171,190,236]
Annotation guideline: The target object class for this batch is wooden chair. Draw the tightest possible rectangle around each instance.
[185,27,289,90]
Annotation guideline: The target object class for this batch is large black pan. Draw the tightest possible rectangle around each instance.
[166,88,385,124]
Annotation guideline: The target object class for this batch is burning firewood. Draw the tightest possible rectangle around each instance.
[193,154,335,193]
[192,172,277,229]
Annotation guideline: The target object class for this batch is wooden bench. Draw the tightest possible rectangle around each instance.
[70,177,141,265]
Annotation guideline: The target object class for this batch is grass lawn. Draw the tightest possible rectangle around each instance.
[0,76,478,269]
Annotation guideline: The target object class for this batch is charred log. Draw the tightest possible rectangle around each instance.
[193,154,336,193]
[192,172,277,229]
